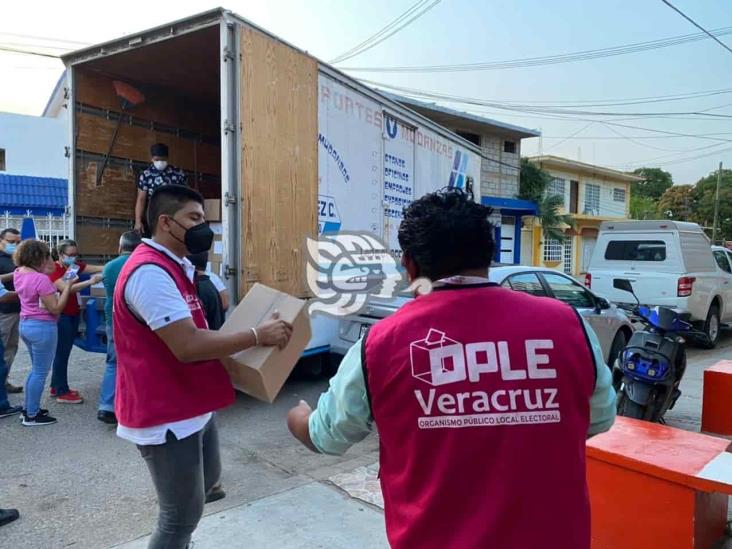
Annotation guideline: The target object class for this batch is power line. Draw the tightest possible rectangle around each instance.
[329,0,429,63]
[338,26,732,72]
[660,0,732,55]
[476,87,732,108]
[366,80,732,143]
[0,32,89,46]
[0,41,73,51]
[542,132,732,139]
[612,142,732,168]
[600,122,687,153]
[0,45,60,59]
[366,79,732,118]
[329,0,442,64]
[545,122,594,151]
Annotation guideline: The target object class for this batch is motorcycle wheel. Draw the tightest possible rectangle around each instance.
[618,392,647,420]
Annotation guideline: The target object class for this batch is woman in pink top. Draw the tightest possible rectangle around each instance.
[13,240,77,426]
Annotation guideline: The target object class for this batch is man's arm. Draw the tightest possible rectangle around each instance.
[125,265,291,362]
[582,319,617,437]
[0,286,16,303]
[288,338,373,455]
[134,189,147,233]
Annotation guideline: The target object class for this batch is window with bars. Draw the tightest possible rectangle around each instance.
[547,177,565,198]
[543,239,563,262]
[584,183,600,214]
[563,238,573,274]
[613,187,626,202]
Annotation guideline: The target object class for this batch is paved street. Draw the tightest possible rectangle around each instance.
[1,329,730,549]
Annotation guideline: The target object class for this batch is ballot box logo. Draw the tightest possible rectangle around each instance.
[305,232,432,317]
[411,329,466,386]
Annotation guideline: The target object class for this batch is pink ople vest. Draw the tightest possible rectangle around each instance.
[363,284,596,549]
[113,243,234,428]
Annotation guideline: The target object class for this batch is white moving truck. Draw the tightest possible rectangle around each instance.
[586,220,730,347]
[60,8,481,358]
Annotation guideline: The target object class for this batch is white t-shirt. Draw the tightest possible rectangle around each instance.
[116,239,211,446]
[207,271,226,293]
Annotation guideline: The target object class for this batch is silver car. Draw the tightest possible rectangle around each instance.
[331,266,633,368]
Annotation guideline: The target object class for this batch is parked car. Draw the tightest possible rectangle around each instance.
[330,266,634,369]
[586,220,730,347]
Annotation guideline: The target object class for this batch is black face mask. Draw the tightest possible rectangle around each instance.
[170,218,214,254]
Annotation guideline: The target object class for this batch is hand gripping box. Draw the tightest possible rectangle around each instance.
[219,283,311,402]
[410,328,466,387]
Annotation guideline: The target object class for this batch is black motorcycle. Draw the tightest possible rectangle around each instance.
[612,279,706,422]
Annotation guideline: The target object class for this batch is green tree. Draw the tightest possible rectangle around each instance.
[519,158,574,242]
[632,167,673,200]
[657,185,695,221]
[629,195,658,220]
[690,168,732,242]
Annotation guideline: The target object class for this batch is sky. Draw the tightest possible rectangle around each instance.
[1,0,731,184]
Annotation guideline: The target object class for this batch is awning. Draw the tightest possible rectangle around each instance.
[0,173,68,216]
[481,196,538,216]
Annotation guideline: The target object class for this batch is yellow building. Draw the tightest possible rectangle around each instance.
[525,155,642,276]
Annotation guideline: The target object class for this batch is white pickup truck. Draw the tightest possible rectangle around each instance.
[585,221,732,348]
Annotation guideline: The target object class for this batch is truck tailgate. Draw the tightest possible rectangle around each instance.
[590,269,680,307]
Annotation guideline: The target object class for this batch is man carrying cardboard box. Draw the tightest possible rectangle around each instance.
[114,185,291,549]
[288,188,616,549]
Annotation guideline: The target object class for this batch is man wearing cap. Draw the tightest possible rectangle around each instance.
[134,143,188,235]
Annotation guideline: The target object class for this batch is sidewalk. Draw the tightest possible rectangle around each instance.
[116,482,387,549]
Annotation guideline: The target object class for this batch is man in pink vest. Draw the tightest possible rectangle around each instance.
[114,185,292,549]
[288,188,616,549]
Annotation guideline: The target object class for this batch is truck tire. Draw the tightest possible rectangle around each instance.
[702,304,720,349]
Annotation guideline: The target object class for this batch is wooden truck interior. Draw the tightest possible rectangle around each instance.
[72,25,222,262]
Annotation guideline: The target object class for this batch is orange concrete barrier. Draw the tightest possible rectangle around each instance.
[702,360,732,436]
[587,417,732,549]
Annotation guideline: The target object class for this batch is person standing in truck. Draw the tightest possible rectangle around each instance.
[0,228,22,394]
[134,143,188,235]
[115,184,291,549]
[288,188,616,549]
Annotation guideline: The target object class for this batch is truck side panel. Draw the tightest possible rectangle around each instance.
[317,74,384,240]
[317,73,482,257]
[239,26,318,298]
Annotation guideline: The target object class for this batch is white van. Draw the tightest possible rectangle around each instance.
[585,220,729,347]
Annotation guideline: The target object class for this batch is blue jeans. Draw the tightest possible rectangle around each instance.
[51,314,79,395]
[98,324,116,412]
[0,336,9,410]
[20,319,58,417]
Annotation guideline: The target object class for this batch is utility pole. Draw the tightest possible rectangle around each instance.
[712,161,722,244]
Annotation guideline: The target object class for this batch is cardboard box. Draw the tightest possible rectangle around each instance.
[219,283,311,402]
[204,199,221,222]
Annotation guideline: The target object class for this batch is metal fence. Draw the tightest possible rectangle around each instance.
[1,211,71,249]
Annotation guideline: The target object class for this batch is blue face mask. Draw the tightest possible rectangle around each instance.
[4,244,16,254]
[62,256,76,267]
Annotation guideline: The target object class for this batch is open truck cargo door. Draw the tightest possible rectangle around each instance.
[238,26,318,299]
[67,22,223,262]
